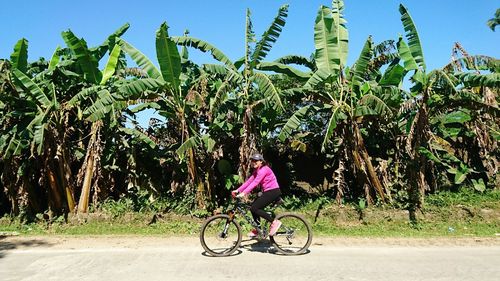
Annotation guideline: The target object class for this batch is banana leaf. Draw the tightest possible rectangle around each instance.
[100,44,122,85]
[399,4,426,71]
[62,30,102,84]
[10,38,28,73]
[172,36,235,71]
[156,22,181,91]
[12,69,51,109]
[256,61,311,80]
[120,127,156,149]
[252,72,284,112]
[278,105,312,141]
[274,55,316,71]
[351,36,373,89]
[117,38,162,79]
[314,6,338,75]
[48,46,61,71]
[251,4,289,65]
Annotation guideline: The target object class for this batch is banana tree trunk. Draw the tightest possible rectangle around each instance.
[179,114,206,209]
[406,91,431,220]
[238,106,257,179]
[77,122,101,213]
[46,165,63,213]
[57,144,76,213]
[189,147,206,209]
[3,159,20,215]
[22,173,41,215]
[354,124,386,203]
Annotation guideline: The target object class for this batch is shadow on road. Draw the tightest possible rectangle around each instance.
[243,239,274,254]
[243,239,311,256]
[0,236,52,259]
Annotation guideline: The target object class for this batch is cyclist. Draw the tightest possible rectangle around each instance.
[232,153,282,238]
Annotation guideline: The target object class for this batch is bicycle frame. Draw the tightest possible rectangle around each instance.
[227,198,272,238]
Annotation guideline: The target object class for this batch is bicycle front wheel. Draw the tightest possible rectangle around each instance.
[200,214,242,257]
[270,213,312,255]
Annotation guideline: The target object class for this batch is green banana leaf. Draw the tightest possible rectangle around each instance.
[321,104,345,152]
[118,78,165,99]
[48,46,61,71]
[399,4,426,71]
[314,6,338,75]
[278,105,312,141]
[10,38,28,73]
[455,72,500,88]
[120,127,156,149]
[175,136,199,158]
[379,62,405,86]
[93,23,130,60]
[68,85,102,107]
[357,94,392,117]
[251,4,289,65]
[172,36,235,71]
[12,69,51,109]
[117,38,162,79]
[397,36,418,71]
[304,68,331,89]
[442,110,471,124]
[130,102,161,113]
[83,90,116,121]
[274,55,316,71]
[100,44,122,85]
[252,72,284,112]
[256,61,311,80]
[62,30,102,84]
[156,22,181,91]
[351,36,373,89]
[331,0,349,67]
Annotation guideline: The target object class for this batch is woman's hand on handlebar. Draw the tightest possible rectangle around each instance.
[232,190,249,202]
[231,190,239,199]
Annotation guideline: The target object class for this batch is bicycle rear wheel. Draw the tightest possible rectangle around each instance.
[270,213,312,255]
[200,214,242,257]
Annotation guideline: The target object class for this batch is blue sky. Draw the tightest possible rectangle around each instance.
[1,0,498,71]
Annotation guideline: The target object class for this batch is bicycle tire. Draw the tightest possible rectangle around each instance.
[269,213,312,255]
[200,214,242,257]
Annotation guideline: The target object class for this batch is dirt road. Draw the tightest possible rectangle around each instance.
[1,236,499,281]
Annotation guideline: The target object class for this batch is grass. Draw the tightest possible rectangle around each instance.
[1,189,499,238]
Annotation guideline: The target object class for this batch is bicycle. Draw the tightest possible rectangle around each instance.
[200,196,312,257]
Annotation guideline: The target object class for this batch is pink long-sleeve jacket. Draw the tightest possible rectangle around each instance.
[237,166,280,195]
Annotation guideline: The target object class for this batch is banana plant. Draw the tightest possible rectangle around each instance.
[1,38,77,215]
[63,25,166,213]
[172,4,310,180]
[411,45,500,192]
[394,4,500,215]
[0,24,161,215]
[117,22,220,208]
[278,1,401,204]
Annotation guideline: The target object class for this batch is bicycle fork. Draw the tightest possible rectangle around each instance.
[219,211,236,239]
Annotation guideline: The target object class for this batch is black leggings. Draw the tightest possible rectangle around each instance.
[250,189,281,226]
